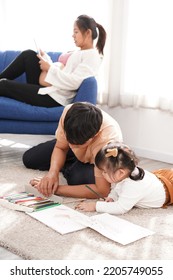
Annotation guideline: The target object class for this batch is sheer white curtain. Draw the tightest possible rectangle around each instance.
[106,0,173,112]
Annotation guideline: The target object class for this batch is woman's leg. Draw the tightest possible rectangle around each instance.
[23,139,57,170]
[0,79,59,107]
[0,50,41,84]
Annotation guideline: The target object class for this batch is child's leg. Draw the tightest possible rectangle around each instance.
[152,169,173,205]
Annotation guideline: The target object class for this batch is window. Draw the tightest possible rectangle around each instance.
[118,0,173,112]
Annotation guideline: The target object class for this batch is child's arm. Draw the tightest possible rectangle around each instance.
[75,195,113,212]
[75,194,114,212]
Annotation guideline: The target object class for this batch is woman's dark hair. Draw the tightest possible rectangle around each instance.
[76,14,106,55]
[64,102,103,145]
[95,142,145,181]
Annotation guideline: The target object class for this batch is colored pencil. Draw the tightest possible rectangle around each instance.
[85,185,105,200]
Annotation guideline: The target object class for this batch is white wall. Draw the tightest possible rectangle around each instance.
[100,105,173,164]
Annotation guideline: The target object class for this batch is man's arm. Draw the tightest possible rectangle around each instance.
[34,140,69,197]
[55,176,111,199]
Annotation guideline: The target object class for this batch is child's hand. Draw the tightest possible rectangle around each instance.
[105,197,114,202]
[75,201,96,212]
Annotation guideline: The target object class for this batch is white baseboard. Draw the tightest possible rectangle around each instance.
[132,147,173,164]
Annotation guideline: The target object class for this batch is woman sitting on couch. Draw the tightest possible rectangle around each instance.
[0,15,106,108]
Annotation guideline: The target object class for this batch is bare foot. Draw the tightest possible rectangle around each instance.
[29,177,42,187]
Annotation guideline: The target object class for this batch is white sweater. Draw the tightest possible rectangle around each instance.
[96,170,166,215]
[38,49,102,105]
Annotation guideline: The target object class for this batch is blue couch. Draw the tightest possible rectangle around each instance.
[0,50,97,135]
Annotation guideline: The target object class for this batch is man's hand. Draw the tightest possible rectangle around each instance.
[30,172,59,197]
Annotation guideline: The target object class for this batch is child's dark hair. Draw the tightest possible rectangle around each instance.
[76,14,106,55]
[64,102,103,145]
[95,142,145,181]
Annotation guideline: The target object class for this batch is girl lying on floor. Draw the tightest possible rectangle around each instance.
[75,142,173,214]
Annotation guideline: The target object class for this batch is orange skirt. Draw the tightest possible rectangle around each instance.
[152,169,173,207]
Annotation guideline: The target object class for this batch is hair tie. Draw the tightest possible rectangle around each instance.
[131,167,139,176]
[105,148,118,158]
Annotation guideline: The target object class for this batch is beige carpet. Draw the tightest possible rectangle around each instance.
[0,134,173,260]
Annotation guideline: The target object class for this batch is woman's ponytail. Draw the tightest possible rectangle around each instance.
[96,23,107,55]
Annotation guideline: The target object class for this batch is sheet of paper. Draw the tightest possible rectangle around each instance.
[28,205,154,245]
[28,204,89,234]
[89,213,155,245]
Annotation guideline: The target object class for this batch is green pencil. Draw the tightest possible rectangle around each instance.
[85,185,105,200]
[34,203,61,211]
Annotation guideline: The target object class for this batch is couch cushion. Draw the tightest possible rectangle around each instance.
[0,97,64,121]
[0,120,58,135]
[0,77,97,121]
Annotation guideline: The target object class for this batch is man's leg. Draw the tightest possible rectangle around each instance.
[23,143,95,184]
[22,139,56,170]
[62,158,95,185]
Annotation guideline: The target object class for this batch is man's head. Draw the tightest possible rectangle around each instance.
[64,102,103,145]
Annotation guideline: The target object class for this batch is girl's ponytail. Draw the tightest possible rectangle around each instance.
[95,142,145,181]
[129,166,145,181]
